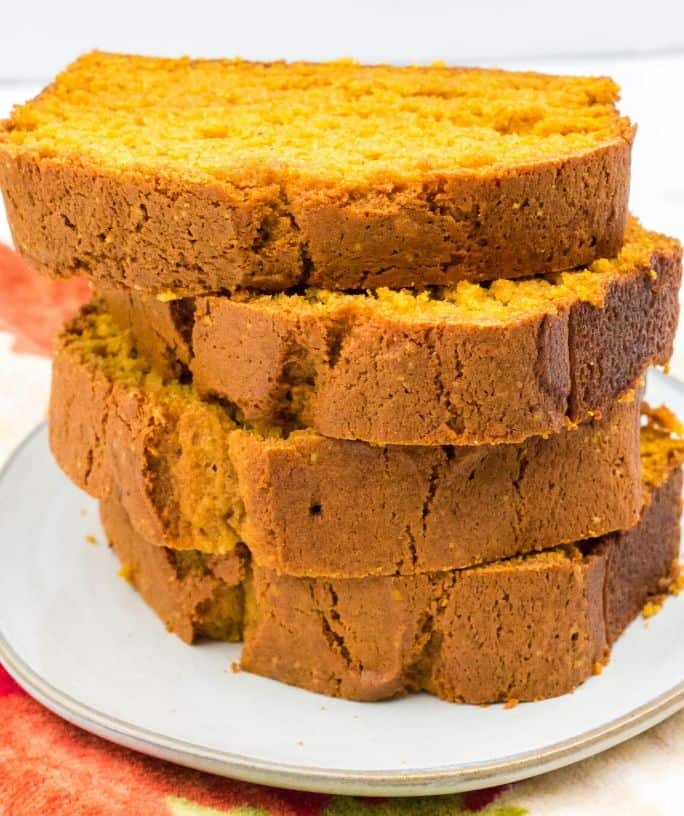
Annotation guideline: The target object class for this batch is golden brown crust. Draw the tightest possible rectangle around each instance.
[50,302,643,575]
[102,231,681,445]
[0,141,632,294]
[99,469,681,703]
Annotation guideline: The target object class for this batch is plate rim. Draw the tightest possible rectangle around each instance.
[1,421,683,797]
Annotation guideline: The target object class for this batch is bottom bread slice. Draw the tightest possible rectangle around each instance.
[100,465,681,704]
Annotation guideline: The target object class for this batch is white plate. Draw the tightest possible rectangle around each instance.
[1,371,683,797]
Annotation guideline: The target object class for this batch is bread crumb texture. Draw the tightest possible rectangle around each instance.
[1,51,633,187]
[640,403,684,488]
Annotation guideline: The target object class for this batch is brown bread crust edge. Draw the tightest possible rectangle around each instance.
[99,470,681,703]
[51,306,643,576]
[0,139,631,294]
[102,236,681,446]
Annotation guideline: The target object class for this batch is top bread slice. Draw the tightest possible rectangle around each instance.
[0,51,634,293]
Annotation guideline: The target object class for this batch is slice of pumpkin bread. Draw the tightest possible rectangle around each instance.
[102,219,681,446]
[99,431,682,703]
[51,301,644,577]
[0,52,633,293]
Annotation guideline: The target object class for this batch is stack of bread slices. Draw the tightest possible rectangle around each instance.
[1,51,683,703]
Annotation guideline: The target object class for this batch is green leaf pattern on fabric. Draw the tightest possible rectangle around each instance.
[323,794,526,815]
[167,797,271,816]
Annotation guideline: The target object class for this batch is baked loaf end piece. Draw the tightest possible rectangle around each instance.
[0,51,633,293]
[105,220,681,446]
[50,301,645,576]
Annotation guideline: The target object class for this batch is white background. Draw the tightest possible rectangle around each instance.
[1,0,684,78]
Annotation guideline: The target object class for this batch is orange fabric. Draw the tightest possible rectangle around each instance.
[0,243,89,355]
